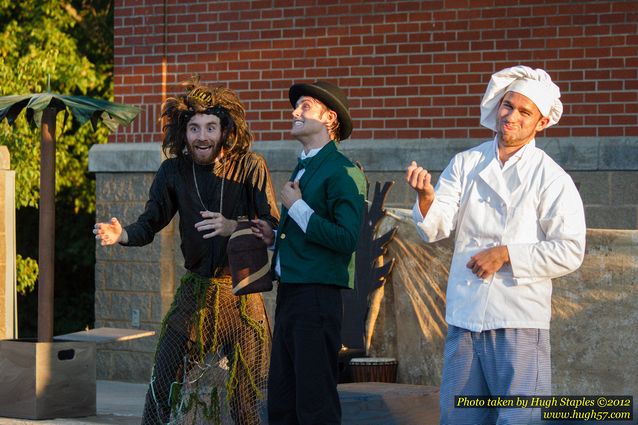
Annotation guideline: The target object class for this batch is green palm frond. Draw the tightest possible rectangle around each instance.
[0,93,140,132]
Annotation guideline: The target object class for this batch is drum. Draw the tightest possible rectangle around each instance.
[349,357,398,383]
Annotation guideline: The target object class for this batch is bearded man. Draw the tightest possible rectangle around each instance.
[94,78,278,425]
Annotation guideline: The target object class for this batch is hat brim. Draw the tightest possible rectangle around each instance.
[289,83,352,140]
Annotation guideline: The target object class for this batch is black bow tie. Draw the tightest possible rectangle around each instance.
[298,157,312,169]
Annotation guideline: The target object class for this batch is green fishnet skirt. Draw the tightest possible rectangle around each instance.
[141,273,271,425]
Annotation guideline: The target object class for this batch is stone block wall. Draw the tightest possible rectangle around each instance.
[90,144,171,382]
[370,212,638,397]
[261,137,638,229]
[551,229,638,395]
[89,136,638,383]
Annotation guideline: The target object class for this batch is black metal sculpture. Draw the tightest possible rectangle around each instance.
[341,179,398,364]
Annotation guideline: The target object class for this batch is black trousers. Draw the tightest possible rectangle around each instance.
[268,283,343,425]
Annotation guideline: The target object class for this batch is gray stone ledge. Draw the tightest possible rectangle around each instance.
[89,143,163,173]
[89,137,638,173]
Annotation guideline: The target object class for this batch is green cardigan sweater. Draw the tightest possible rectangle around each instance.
[275,141,366,289]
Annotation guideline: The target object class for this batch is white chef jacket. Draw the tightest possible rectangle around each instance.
[412,138,586,332]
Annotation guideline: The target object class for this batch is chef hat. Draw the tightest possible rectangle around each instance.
[480,65,563,131]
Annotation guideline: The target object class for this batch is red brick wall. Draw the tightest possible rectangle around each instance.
[112,0,638,144]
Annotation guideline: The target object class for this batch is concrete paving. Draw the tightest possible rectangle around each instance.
[0,381,146,425]
[0,381,443,425]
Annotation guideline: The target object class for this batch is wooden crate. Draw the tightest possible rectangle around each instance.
[0,339,96,419]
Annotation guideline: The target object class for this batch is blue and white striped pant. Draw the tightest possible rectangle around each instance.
[439,325,551,425]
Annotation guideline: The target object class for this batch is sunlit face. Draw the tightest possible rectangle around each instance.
[291,96,335,141]
[186,113,222,165]
[496,91,550,150]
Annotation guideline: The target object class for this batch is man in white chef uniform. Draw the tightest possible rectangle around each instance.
[406,65,586,425]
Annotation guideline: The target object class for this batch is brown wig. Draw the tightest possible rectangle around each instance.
[161,76,253,161]
[307,97,342,143]
[319,102,342,143]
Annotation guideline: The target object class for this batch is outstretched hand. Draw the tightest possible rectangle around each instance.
[194,211,237,239]
[93,217,124,246]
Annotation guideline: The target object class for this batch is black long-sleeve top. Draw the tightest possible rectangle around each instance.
[122,152,279,278]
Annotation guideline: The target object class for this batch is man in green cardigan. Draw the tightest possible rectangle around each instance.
[252,80,366,424]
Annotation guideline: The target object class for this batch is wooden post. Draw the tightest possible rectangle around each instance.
[37,107,56,342]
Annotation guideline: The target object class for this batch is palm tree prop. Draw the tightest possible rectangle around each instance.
[0,90,139,342]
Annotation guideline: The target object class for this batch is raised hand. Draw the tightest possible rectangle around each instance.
[406,160,435,216]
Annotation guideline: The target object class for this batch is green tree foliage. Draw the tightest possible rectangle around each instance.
[0,0,113,315]
[15,254,38,295]
[0,0,113,210]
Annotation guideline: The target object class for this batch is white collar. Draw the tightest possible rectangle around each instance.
[299,147,322,160]
[493,137,535,167]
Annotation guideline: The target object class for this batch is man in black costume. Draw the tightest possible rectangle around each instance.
[94,78,278,425]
